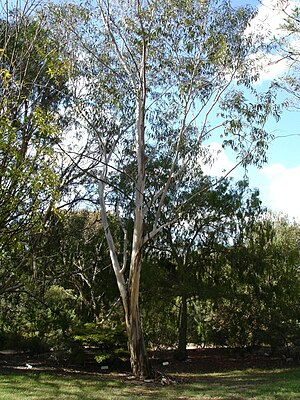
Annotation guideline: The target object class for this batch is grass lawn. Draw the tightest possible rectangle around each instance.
[0,368,299,400]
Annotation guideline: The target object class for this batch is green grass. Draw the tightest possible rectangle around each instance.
[0,368,299,399]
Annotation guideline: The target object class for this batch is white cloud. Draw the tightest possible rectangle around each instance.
[200,143,300,219]
[246,0,294,40]
[245,0,300,83]
[251,53,292,84]
[199,144,300,220]
[201,142,238,178]
[262,163,286,179]
[260,163,300,219]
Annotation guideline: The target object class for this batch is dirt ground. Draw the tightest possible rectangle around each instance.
[150,348,294,374]
[0,347,296,377]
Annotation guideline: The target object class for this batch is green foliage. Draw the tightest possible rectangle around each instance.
[35,210,120,323]
[141,178,264,352]
[44,285,78,334]
[0,284,78,356]
[271,3,300,110]
[0,331,50,354]
[73,323,126,348]
[73,323,128,364]
[0,4,70,298]
[206,214,300,349]
[141,207,300,352]
[0,207,125,363]
[142,303,178,349]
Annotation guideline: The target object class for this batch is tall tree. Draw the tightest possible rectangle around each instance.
[54,0,280,377]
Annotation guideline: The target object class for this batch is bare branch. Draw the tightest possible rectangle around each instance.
[97,0,138,93]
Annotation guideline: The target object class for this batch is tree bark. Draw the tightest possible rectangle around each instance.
[125,235,152,378]
[176,294,188,361]
[125,298,152,378]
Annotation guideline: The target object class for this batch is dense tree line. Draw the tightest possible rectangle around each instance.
[0,0,300,378]
[0,206,299,360]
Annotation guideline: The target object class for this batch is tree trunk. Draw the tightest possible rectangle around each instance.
[125,303,152,378]
[176,295,188,361]
[99,178,151,378]
[125,242,152,379]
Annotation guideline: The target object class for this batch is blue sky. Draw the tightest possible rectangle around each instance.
[209,0,300,220]
[244,103,300,220]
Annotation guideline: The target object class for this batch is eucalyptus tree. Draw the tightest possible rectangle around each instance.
[0,1,70,295]
[54,0,280,377]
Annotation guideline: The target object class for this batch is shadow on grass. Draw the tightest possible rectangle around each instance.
[173,368,300,399]
[0,371,126,400]
[0,368,300,399]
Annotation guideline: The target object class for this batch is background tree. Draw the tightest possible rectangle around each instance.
[0,209,124,359]
[207,213,300,350]
[142,178,263,360]
[36,210,120,323]
[0,1,70,295]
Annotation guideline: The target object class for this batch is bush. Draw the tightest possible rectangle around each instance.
[72,323,129,364]
[0,331,50,354]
